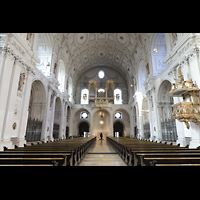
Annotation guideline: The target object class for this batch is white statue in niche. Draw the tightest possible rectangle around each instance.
[18,73,26,91]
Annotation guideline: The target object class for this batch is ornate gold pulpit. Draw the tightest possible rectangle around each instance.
[169,68,200,129]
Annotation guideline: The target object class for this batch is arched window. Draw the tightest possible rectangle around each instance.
[138,60,146,92]
[151,33,167,77]
[68,77,73,102]
[98,70,105,79]
[81,88,89,104]
[36,33,52,77]
[57,59,65,93]
[114,88,122,104]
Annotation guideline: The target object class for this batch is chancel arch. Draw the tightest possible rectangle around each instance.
[93,109,110,138]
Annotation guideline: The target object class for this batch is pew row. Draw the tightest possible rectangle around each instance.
[107,137,200,166]
[1,137,96,166]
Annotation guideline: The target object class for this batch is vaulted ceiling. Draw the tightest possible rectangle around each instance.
[60,33,135,78]
[39,33,153,84]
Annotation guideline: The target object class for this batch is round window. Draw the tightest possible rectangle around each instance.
[98,70,105,79]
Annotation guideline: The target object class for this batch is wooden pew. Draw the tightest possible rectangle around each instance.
[155,164,200,166]
[0,153,71,166]
[141,156,200,166]
[132,150,200,166]
[0,157,64,166]
[1,137,96,166]
[107,137,200,166]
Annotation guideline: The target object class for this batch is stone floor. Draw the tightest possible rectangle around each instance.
[78,138,127,166]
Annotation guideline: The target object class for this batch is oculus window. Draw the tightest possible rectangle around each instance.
[98,70,105,79]
[114,112,122,119]
[80,111,88,119]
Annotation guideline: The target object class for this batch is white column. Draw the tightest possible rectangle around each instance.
[40,86,52,142]
[0,49,16,149]
[156,104,163,140]
[110,111,113,137]
[1,57,21,148]
[49,93,57,141]
[59,102,64,139]
[89,110,94,137]
[62,103,68,139]
[17,65,35,146]
[129,108,135,138]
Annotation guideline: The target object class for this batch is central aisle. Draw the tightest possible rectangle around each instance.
[79,138,127,166]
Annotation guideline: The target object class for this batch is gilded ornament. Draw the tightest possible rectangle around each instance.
[169,68,200,129]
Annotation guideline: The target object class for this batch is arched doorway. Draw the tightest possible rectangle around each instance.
[79,122,89,137]
[113,121,124,137]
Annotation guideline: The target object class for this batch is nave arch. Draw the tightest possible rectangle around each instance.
[156,80,177,141]
[52,97,62,139]
[25,80,47,142]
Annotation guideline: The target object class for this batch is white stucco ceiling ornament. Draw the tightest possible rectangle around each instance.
[75,33,88,45]
[52,33,151,84]
[96,49,107,59]
[115,33,129,45]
